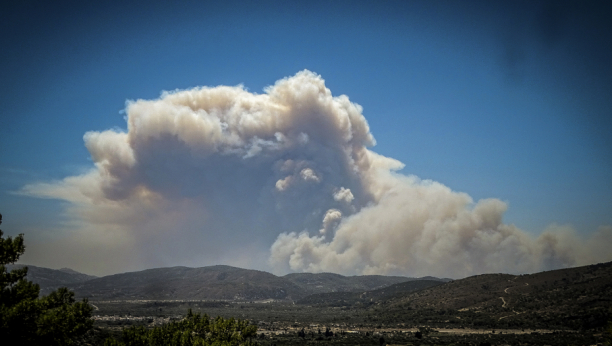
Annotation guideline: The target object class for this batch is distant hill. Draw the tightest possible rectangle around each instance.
[283,272,448,295]
[6,264,97,295]
[297,279,445,307]
[70,265,308,301]
[6,264,442,302]
[62,266,429,301]
[8,261,611,331]
[373,261,612,330]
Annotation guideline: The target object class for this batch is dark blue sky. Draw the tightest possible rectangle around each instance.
[1,0,611,274]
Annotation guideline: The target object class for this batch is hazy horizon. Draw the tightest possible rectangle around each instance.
[13,260,602,280]
[2,1,611,277]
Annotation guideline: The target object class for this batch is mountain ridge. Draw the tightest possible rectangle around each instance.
[8,263,449,301]
[7,261,611,330]
[6,264,98,295]
[371,261,612,330]
[283,272,450,295]
[62,265,438,301]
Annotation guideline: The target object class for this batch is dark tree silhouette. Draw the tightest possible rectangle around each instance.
[0,213,94,345]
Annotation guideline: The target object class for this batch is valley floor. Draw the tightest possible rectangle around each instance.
[87,300,608,346]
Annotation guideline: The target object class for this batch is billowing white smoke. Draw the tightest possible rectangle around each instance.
[21,70,612,277]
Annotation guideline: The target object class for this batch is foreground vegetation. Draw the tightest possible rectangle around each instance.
[88,299,611,346]
[0,214,93,345]
[104,309,257,346]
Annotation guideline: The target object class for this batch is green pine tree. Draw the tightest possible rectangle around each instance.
[0,213,94,345]
[605,320,612,346]
[104,309,258,346]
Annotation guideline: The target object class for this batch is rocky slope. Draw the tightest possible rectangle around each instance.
[373,261,612,330]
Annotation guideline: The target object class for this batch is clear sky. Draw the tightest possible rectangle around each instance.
[1,0,611,277]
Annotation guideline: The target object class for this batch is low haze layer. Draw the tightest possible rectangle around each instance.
[20,71,612,277]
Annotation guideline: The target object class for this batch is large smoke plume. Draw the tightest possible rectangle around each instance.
[22,71,612,277]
